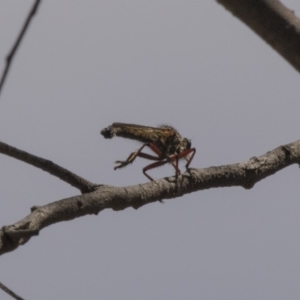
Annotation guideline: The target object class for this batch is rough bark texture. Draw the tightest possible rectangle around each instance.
[1,139,299,256]
[217,0,300,73]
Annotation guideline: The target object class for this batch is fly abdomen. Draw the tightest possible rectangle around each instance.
[101,123,158,144]
[100,125,114,139]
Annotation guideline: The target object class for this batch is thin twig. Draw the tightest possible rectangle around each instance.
[0,141,96,193]
[0,281,25,300]
[0,0,42,97]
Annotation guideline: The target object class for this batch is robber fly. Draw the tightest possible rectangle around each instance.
[100,122,196,181]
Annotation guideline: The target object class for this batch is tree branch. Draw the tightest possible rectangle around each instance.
[1,139,299,256]
[0,0,42,97]
[217,0,300,73]
[0,141,96,193]
[0,281,24,300]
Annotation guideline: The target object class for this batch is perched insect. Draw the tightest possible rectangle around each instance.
[100,123,196,181]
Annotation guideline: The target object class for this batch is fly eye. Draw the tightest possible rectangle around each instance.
[184,138,191,149]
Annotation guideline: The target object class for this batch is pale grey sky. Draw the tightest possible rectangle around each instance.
[1,1,300,299]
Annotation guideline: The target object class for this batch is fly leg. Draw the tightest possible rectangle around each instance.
[175,148,196,170]
[167,148,196,176]
[142,160,170,181]
[183,148,196,169]
[168,155,181,177]
[114,143,163,170]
